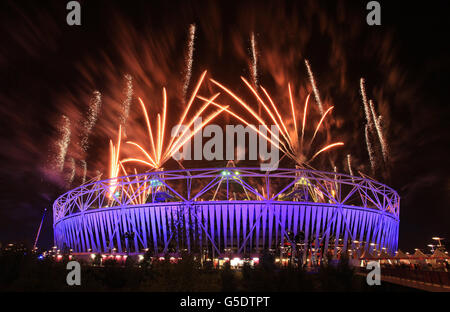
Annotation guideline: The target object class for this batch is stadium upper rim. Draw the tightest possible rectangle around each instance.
[53,167,400,223]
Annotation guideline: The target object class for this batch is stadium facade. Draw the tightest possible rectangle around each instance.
[53,168,399,260]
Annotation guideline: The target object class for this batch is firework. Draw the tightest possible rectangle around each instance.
[81,91,102,152]
[360,78,374,132]
[108,125,122,198]
[309,142,344,162]
[55,115,71,172]
[120,74,133,134]
[369,99,388,162]
[81,159,87,184]
[347,154,354,176]
[250,32,258,88]
[305,59,324,115]
[364,124,375,172]
[310,106,334,146]
[121,71,229,170]
[360,78,389,164]
[288,83,298,140]
[183,24,196,102]
[116,164,152,206]
[65,156,75,186]
[206,79,288,153]
[196,94,285,152]
[209,77,344,166]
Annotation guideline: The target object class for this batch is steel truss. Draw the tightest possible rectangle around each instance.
[53,168,400,256]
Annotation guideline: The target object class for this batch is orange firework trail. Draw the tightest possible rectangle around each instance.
[364,124,376,172]
[79,91,101,185]
[288,83,298,140]
[196,95,284,151]
[208,78,291,153]
[208,76,344,167]
[108,125,122,197]
[121,71,229,170]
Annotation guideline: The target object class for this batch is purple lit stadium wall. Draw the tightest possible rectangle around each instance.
[53,168,399,257]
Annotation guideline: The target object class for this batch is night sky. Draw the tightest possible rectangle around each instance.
[0,0,449,253]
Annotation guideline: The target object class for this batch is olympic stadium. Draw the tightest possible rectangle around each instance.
[53,167,399,262]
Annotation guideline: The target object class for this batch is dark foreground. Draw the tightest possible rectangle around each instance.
[0,252,419,292]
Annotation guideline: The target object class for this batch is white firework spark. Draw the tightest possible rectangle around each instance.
[305,59,324,115]
[250,32,258,88]
[347,154,354,176]
[81,159,87,184]
[369,99,388,162]
[360,78,389,164]
[183,24,196,102]
[368,98,377,126]
[81,91,102,152]
[364,124,376,172]
[360,78,375,133]
[55,115,71,172]
[120,74,133,134]
[360,78,391,172]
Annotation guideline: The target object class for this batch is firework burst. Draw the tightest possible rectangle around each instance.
[364,124,376,172]
[204,75,343,167]
[65,156,76,187]
[250,32,258,88]
[120,74,133,135]
[80,159,87,185]
[360,78,374,132]
[120,71,229,171]
[108,125,122,197]
[360,78,389,168]
[54,115,71,172]
[305,59,324,116]
[183,24,196,102]
[80,91,102,152]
